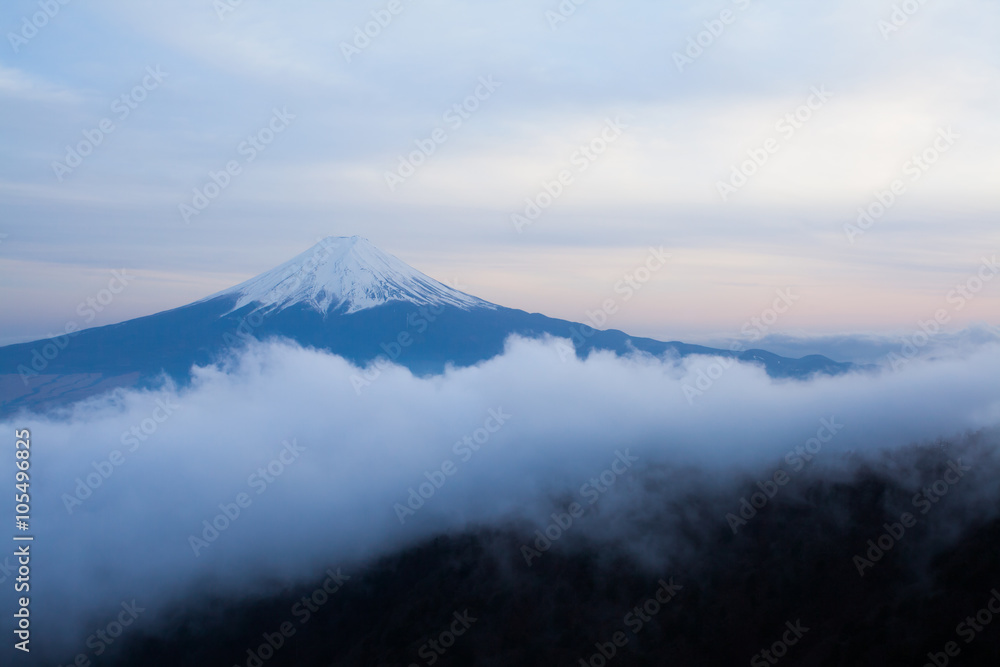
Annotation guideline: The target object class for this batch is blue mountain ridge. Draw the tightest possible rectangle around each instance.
[0,237,852,417]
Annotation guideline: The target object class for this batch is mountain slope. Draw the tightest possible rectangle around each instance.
[0,237,853,416]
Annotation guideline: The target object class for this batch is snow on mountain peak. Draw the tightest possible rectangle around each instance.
[210,236,496,315]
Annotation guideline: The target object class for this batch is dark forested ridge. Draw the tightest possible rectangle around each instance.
[83,436,1000,667]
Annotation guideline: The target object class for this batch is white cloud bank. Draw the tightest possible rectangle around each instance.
[2,336,1000,661]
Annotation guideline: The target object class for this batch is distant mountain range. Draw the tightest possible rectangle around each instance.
[0,236,852,416]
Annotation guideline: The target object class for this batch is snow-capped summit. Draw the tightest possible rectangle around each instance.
[207,235,496,315]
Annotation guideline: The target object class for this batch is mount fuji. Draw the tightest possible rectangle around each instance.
[0,236,852,416]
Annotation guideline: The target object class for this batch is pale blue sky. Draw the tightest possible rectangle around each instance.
[1,0,998,346]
